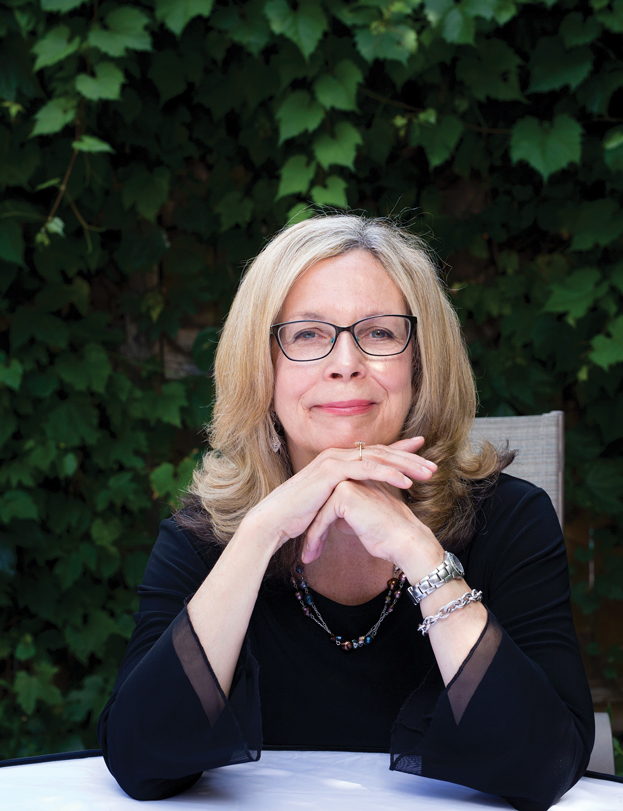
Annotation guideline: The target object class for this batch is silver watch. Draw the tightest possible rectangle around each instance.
[407,552,465,606]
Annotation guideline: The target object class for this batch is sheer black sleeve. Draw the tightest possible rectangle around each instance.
[97,518,261,800]
[390,476,595,811]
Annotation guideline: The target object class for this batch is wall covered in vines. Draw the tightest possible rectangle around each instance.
[1,0,622,759]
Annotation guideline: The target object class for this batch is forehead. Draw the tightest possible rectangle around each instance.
[280,250,406,320]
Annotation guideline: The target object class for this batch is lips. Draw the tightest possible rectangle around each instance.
[314,400,376,415]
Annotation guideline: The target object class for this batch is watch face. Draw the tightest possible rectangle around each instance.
[449,553,464,577]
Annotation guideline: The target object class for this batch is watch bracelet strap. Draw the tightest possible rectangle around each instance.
[407,553,461,605]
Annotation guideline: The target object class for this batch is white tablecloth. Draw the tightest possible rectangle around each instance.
[1,751,622,811]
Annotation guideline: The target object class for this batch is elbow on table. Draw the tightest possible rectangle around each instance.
[113,770,202,801]
[504,745,591,811]
[98,716,202,801]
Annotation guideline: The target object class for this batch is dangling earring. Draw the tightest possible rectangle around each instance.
[270,410,282,453]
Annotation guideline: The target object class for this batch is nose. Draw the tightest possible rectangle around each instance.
[324,330,366,379]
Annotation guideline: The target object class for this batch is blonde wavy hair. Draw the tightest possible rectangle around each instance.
[178,214,511,576]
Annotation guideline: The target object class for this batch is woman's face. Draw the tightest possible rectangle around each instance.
[273,250,414,473]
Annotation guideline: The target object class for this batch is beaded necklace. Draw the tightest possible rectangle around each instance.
[291,565,406,651]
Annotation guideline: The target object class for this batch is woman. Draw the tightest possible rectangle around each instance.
[98,215,594,810]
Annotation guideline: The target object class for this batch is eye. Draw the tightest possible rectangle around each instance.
[368,328,395,340]
[293,328,322,342]
[359,326,396,341]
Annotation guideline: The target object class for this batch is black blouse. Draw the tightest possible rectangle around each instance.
[97,474,595,810]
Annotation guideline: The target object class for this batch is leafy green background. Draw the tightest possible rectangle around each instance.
[1,0,622,764]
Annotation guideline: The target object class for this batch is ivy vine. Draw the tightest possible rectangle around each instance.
[1,0,622,758]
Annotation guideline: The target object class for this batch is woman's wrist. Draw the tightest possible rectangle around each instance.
[391,532,445,587]
[236,507,288,560]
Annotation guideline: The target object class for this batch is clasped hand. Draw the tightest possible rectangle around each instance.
[244,437,444,583]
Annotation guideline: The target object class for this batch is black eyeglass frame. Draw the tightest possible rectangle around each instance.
[270,315,418,362]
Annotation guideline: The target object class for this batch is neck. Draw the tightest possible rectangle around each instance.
[302,528,396,605]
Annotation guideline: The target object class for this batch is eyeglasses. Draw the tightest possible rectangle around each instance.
[270,315,417,362]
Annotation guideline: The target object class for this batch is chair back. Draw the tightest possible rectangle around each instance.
[470,410,616,774]
[470,410,564,526]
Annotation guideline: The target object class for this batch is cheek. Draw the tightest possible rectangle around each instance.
[272,358,308,415]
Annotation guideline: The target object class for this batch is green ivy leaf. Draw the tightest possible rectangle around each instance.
[584,459,623,514]
[589,316,623,371]
[214,190,253,230]
[313,121,363,170]
[15,633,36,662]
[0,357,23,391]
[411,114,464,168]
[14,663,62,715]
[31,96,77,137]
[88,7,152,57]
[156,0,215,36]
[576,70,623,116]
[264,0,328,60]
[91,516,123,548]
[32,26,81,72]
[604,126,623,173]
[63,452,78,476]
[564,199,623,251]
[0,219,24,266]
[75,61,125,101]
[442,7,475,44]
[41,0,87,10]
[456,40,524,102]
[462,0,517,23]
[560,12,602,46]
[147,49,186,106]
[213,0,271,57]
[275,90,324,143]
[510,115,582,181]
[65,610,124,663]
[355,24,417,65]
[310,175,348,207]
[10,307,70,350]
[596,0,623,33]
[313,60,363,112]
[44,397,100,446]
[528,39,593,93]
[65,675,105,723]
[276,155,317,199]
[0,490,39,523]
[72,134,114,153]
[156,381,188,427]
[122,164,171,222]
[84,343,112,393]
[543,268,605,323]
[149,462,177,498]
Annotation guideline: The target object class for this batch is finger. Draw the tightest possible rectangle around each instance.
[304,507,338,563]
[302,526,329,564]
[338,458,413,489]
[361,444,437,478]
[388,439,438,470]
[389,436,426,451]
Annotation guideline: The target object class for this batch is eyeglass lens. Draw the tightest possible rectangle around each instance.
[277,316,412,361]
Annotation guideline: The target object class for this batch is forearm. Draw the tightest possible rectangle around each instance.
[417,579,488,685]
[187,515,278,697]
[395,542,487,686]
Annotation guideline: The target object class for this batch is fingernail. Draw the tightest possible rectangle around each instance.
[403,475,413,485]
